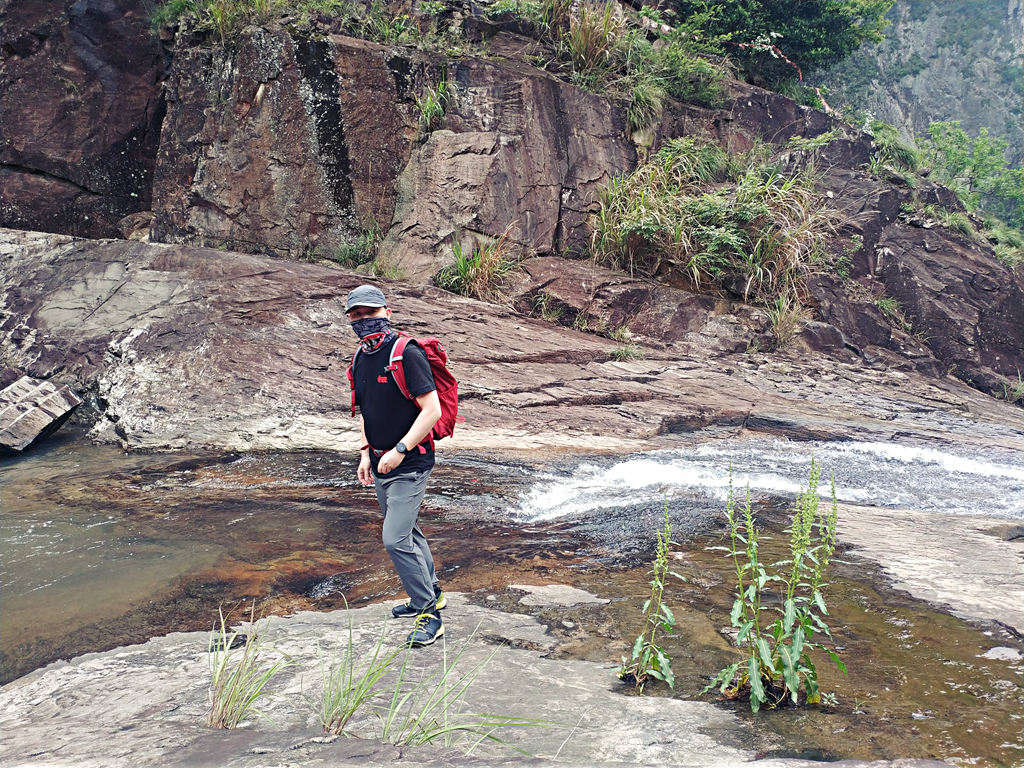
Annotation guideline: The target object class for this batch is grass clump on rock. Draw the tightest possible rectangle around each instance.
[593,136,841,311]
[435,223,520,303]
[207,604,292,728]
[151,0,359,40]
[703,460,845,713]
[491,0,726,132]
[415,73,453,132]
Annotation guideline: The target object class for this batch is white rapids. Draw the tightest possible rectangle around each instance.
[514,439,1024,522]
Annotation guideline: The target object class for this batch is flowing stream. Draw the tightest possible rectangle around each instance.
[513,438,1024,522]
[4,429,1021,682]
[2,428,1023,765]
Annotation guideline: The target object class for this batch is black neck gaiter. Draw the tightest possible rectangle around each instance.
[351,317,397,353]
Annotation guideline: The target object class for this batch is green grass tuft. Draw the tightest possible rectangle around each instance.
[207,603,291,729]
[593,136,840,311]
[415,73,453,132]
[434,224,520,303]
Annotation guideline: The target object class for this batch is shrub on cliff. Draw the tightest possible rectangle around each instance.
[434,224,521,303]
[867,117,1024,270]
[492,0,726,131]
[922,121,1024,230]
[593,137,841,309]
[660,0,894,86]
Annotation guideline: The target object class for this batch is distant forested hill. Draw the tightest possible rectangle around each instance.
[814,0,1023,162]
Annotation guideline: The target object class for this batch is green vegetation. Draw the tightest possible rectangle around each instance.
[922,121,1024,229]
[610,343,642,361]
[785,128,843,152]
[594,136,840,312]
[207,604,292,728]
[1002,371,1024,404]
[661,0,894,86]
[315,617,542,752]
[766,294,810,346]
[866,117,1024,271]
[704,460,844,712]
[985,220,1024,271]
[922,204,974,238]
[874,295,912,333]
[529,292,565,323]
[415,73,453,132]
[370,257,405,280]
[490,0,725,132]
[434,224,520,302]
[333,223,384,268]
[618,501,677,693]
[151,0,359,40]
[318,610,398,735]
[866,118,922,186]
[376,630,543,751]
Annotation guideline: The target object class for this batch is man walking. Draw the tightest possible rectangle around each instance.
[346,284,446,647]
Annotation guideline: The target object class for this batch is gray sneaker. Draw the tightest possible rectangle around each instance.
[391,586,446,618]
[406,611,444,647]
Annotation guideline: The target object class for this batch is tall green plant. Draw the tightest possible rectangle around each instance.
[618,499,678,693]
[703,460,844,712]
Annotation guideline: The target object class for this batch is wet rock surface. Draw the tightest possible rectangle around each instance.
[0,592,954,768]
[2,228,1023,453]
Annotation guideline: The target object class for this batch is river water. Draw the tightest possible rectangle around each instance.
[2,426,1023,765]
[3,428,1021,682]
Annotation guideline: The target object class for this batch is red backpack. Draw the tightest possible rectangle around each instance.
[346,332,461,451]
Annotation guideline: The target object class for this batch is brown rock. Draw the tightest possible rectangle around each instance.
[512,256,772,354]
[150,29,415,258]
[384,55,636,277]
[0,0,164,237]
[3,228,1022,455]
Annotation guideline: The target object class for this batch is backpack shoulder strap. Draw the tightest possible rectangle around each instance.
[386,335,414,401]
[346,346,361,417]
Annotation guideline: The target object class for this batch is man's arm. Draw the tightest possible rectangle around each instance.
[401,390,442,448]
[376,390,441,474]
[357,415,373,485]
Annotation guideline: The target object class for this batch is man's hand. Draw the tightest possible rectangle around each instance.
[377,448,405,475]
[357,452,373,486]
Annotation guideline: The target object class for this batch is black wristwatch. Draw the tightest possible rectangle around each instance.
[395,441,408,454]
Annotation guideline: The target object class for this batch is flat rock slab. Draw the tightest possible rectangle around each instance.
[836,504,1024,634]
[0,594,951,768]
[510,583,611,607]
[3,228,1023,456]
[0,374,81,451]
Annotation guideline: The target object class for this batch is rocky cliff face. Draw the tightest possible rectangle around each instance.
[0,0,165,237]
[815,0,1024,161]
[1,0,1023,435]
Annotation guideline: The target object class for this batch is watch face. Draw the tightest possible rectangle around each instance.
[396,442,407,453]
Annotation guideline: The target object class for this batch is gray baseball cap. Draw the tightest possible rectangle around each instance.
[345,284,387,312]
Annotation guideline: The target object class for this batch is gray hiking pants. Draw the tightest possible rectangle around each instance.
[374,468,438,613]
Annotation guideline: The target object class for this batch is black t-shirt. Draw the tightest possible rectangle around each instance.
[353,336,436,477]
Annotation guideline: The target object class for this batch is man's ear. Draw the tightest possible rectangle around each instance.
[384,307,393,319]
